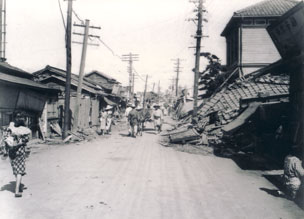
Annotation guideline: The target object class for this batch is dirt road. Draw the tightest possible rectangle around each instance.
[0,120,303,219]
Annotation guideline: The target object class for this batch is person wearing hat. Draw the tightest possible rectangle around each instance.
[98,109,108,135]
[136,105,144,136]
[283,146,304,200]
[125,103,133,135]
[127,104,138,137]
[104,105,115,134]
[152,104,163,133]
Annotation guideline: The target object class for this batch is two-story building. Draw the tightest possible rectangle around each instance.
[221,0,299,77]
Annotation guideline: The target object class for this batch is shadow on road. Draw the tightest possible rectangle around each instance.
[262,174,285,192]
[214,149,282,171]
[144,131,157,135]
[1,181,16,193]
[119,133,131,137]
[143,128,155,132]
[259,187,284,198]
[261,174,304,210]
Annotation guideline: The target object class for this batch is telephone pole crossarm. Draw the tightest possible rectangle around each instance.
[122,53,139,100]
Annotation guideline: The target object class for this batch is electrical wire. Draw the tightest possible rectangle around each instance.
[71,9,121,59]
[73,10,84,24]
[57,0,66,30]
[97,38,122,59]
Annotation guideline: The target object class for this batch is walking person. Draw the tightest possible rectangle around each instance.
[98,109,107,135]
[153,104,163,133]
[105,106,113,135]
[3,113,31,198]
[136,105,144,136]
[125,103,133,136]
[128,104,138,137]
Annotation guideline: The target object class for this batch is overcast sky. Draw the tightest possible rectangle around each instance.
[6,0,263,92]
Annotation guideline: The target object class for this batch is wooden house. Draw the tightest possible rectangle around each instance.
[33,65,107,134]
[221,0,299,77]
[85,70,124,107]
[0,62,58,137]
[85,71,119,94]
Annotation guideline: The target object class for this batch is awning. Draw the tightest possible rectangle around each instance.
[104,96,117,106]
[0,84,48,113]
[0,72,58,92]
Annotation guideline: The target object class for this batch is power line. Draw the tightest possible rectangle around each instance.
[97,38,121,59]
[57,0,66,30]
[121,53,139,98]
[72,9,84,24]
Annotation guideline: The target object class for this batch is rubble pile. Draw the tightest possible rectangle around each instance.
[165,74,290,155]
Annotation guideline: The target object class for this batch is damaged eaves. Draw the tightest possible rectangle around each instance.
[167,72,290,146]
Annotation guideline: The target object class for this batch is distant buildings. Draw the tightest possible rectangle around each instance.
[33,65,125,136]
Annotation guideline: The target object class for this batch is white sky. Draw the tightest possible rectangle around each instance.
[6,0,262,92]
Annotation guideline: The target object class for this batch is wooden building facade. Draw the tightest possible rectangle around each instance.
[221,0,298,76]
[33,66,107,136]
[0,62,58,138]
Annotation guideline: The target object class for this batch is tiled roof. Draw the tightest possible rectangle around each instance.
[198,75,289,125]
[0,62,33,79]
[34,65,106,94]
[221,0,300,36]
[234,0,299,17]
[0,72,58,92]
[86,70,117,82]
[38,74,97,94]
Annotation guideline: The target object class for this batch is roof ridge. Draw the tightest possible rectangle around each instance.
[86,70,117,81]
[234,0,300,17]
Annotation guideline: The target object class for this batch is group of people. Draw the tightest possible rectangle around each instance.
[98,105,114,135]
[125,103,163,137]
[1,109,303,202]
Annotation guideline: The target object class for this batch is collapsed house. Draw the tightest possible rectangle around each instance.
[168,0,302,162]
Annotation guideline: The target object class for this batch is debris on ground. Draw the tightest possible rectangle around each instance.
[165,73,291,164]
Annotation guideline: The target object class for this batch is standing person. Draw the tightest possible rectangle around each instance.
[3,113,31,198]
[99,109,107,136]
[125,103,133,136]
[153,104,163,133]
[128,104,138,137]
[283,146,304,200]
[136,105,144,136]
[142,105,152,130]
[105,105,113,135]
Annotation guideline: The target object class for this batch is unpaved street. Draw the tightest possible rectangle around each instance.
[0,120,303,219]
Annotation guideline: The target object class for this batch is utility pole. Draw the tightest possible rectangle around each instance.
[192,0,204,118]
[171,58,184,97]
[2,0,6,60]
[0,0,4,61]
[169,77,175,93]
[63,0,73,139]
[72,20,100,130]
[0,0,2,60]
[122,53,139,100]
[143,75,148,109]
